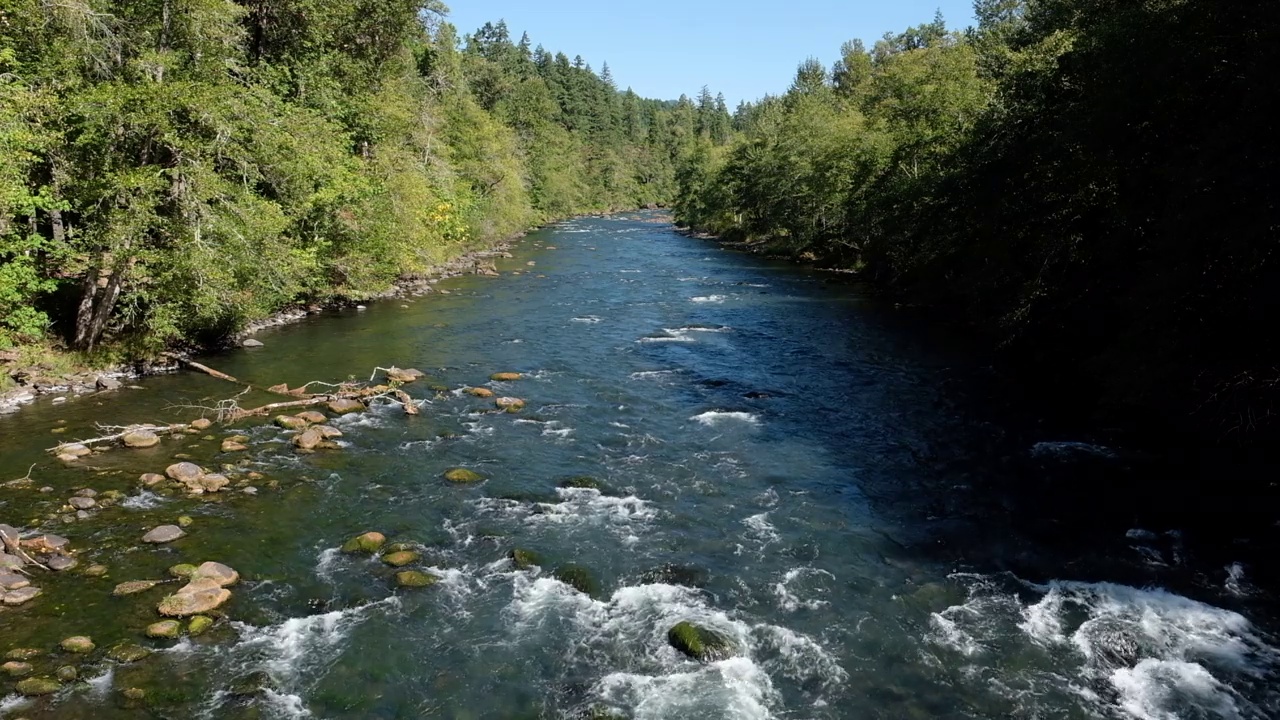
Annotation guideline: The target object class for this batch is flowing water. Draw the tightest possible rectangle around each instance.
[1,213,1278,719]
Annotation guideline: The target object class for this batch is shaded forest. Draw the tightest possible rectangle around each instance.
[0,1,729,354]
[673,0,1279,445]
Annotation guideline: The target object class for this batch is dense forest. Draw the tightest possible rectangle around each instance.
[673,0,1279,444]
[0,1,727,355]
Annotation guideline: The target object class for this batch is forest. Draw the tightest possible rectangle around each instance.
[0,1,727,355]
[673,0,1279,444]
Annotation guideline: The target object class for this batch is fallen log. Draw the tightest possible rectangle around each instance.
[162,353,239,384]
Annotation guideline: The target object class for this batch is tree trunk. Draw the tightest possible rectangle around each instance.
[72,262,102,350]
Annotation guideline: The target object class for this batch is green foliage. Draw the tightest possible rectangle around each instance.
[675,1,1280,441]
[0,2,686,354]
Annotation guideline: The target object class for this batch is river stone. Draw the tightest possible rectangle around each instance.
[169,564,197,578]
[667,622,735,662]
[59,443,92,458]
[553,564,600,596]
[190,418,213,430]
[490,372,522,382]
[146,620,181,639]
[22,534,69,553]
[380,550,420,567]
[192,561,239,587]
[157,578,231,617]
[56,665,77,682]
[122,429,160,448]
[46,555,77,572]
[495,397,526,411]
[166,462,203,483]
[295,410,327,424]
[2,586,39,606]
[2,661,32,676]
[16,676,61,696]
[140,472,166,487]
[199,474,230,493]
[341,532,385,554]
[142,525,185,544]
[326,398,364,414]
[177,515,194,528]
[96,375,123,391]
[221,439,248,452]
[386,367,424,383]
[465,387,494,398]
[187,615,214,636]
[274,414,310,430]
[444,468,484,484]
[106,643,151,663]
[292,427,323,450]
[113,580,161,596]
[69,496,97,510]
[5,648,41,661]
[509,548,542,570]
[314,425,343,439]
[84,563,109,577]
[242,338,264,348]
[0,570,28,589]
[58,452,79,462]
[60,636,94,654]
[395,570,439,588]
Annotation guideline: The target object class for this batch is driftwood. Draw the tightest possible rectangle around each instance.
[162,353,239,384]
[1,528,48,572]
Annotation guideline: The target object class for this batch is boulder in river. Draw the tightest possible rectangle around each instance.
[495,397,526,412]
[292,427,323,450]
[157,578,231,617]
[199,474,230,493]
[69,496,97,510]
[314,425,343,439]
[140,472,166,487]
[326,398,365,414]
[191,561,239,587]
[142,525,186,544]
[385,367,424,383]
[105,643,151,663]
[46,555,77,572]
[113,580,161,596]
[444,468,484,484]
[1,569,29,589]
[465,387,494,398]
[490,372,522,382]
[3,649,41,661]
[96,376,123,391]
[559,476,604,490]
[21,533,69,554]
[295,410,327,424]
[667,621,735,662]
[169,564,198,578]
[553,564,600,597]
[188,615,214,636]
[2,661,32,677]
[509,548,542,570]
[381,550,420,567]
[395,570,439,588]
[341,532,386,554]
[242,338,264,348]
[58,443,92,458]
[274,415,310,430]
[55,665,77,682]
[190,418,213,431]
[122,429,160,448]
[165,462,203,483]
[60,636,95,654]
[16,676,61,696]
[220,439,248,452]
[146,620,181,639]
[2,586,40,605]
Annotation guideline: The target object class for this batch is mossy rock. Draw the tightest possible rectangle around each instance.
[667,621,735,662]
[16,676,61,696]
[274,415,310,430]
[384,542,417,553]
[60,636,95,654]
[5,648,42,661]
[509,548,543,570]
[340,531,386,554]
[553,564,600,597]
[638,564,710,588]
[490,372,523,382]
[380,550,421,567]
[146,620,182,639]
[395,570,440,588]
[558,476,604,490]
[188,615,215,636]
[169,563,198,578]
[444,468,484,484]
[2,661,32,677]
[55,665,77,682]
[106,643,151,663]
[177,515,194,528]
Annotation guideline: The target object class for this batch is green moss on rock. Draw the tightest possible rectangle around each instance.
[188,615,215,636]
[395,570,440,588]
[509,548,542,570]
[444,468,484,483]
[169,563,198,578]
[559,476,604,490]
[16,676,61,696]
[381,550,421,567]
[60,636,94,654]
[667,621,734,662]
[553,564,600,597]
[106,643,151,663]
[340,531,386,554]
[146,620,182,639]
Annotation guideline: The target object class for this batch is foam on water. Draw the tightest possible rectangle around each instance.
[119,489,166,509]
[1030,441,1118,460]
[637,329,696,343]
[1111,659,1243,720]
[772,567,834,612]
[692,295,727,304]
[572,315,603,324]
[527,488,658,533]
[692,411,760,427]
[1225,563,1252,598]
[0,695,30,714]
[230,596,401,684]
[596,657,777,720]
[630,370,678,380]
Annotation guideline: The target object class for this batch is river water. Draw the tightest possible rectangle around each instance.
[1,213,1277,719]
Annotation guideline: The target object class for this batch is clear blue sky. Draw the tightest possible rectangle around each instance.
[444,1,978,106]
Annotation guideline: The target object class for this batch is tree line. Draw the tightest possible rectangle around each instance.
[673,0,1279,443]
[0,2,727,354]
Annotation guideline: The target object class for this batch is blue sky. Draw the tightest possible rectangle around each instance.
[444,1,978,106]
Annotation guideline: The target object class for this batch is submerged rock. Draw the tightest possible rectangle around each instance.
[553,564,600,597]
[55,665,77,682]
[146,620,181,639]
[444,468,484,484]
[220,439,248,452]
[157,578,231,617]
[381,550,420,567]
[2,660,32,676]
[341,531,386,554]
[122,429,161,448]
[638,564,710,588]
[3,586,41,605]
[169,563,198,578]
[16,676,61,696]
[466,387,494,398]
[667,622,735,662]
[559,476,604,490]
[314,425,343,439]
[46,555,77,572]
[106,643,151,663]
[140,472,166,487]
[188,615,214,636]
[60,636,95,654]
[58,443,92,458]
[22,534,69,553]
[490,372,522,382]
[395,570,439,588]
[385,367,424,383]
[190,418,213,431]
[326,398,364,414]
[495,397,526,412]
[509,548,542,570]
[113,580,162,596]
[84,563,109,577]
[142,525,185,544]
[4,648,41,661]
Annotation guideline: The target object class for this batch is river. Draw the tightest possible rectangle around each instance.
[1,213,1277,719]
